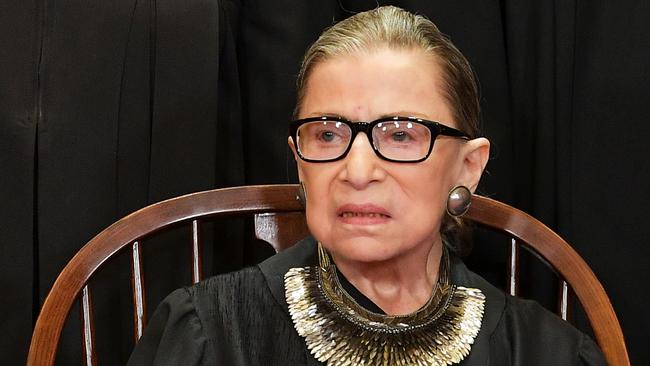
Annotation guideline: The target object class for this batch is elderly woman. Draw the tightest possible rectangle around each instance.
[128,6,605,366]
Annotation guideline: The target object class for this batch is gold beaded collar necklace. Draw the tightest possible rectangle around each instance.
[284,243,485,366]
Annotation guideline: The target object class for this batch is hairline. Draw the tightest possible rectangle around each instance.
[294,45,469,138]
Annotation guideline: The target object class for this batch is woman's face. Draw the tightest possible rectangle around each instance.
[290,48,485,265]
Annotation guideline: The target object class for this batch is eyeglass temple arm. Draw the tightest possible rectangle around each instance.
[437,124,471,139]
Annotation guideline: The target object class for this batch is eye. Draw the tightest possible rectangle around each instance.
[374,121,428,146]
[319,130,337,142]
[311,124,349,145]
[391,130,410,142]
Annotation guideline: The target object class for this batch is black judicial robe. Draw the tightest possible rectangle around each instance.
[127,238,606,365]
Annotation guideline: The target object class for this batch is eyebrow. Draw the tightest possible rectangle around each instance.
[305,112,341,118]
[305,112,431,120]
[379,112,430,119]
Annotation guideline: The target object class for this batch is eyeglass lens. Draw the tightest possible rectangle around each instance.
[296,119,432,161]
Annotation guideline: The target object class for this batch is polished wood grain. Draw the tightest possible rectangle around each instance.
[254,212,309,252]
[27,185,629,366]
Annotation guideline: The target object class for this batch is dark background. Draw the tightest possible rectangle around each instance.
[1,0,648,364]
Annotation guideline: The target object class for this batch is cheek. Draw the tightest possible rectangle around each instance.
[426,146,463,190]
[300,165,329,202]
[299,164,336,239]
[396,155,459,219]
[304,198,337,249]
[400,161,450,198]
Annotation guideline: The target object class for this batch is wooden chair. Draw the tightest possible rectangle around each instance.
[27,184,630,366]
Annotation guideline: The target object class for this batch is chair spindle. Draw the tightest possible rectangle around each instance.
[508,238,520,296]
[558,280,572,321]
[191,220,203,284]
[80,285,97,366]
[130,241,147,342]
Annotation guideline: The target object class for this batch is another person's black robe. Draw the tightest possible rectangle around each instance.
[127,238,606,365]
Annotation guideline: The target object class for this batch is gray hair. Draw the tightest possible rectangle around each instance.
[295,5,480,139]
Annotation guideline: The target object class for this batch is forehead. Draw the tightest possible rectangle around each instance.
[300,48,454,125]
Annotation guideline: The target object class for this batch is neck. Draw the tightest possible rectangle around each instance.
[330,239,444,315]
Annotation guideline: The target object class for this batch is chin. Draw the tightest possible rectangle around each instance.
[322,237,407,265]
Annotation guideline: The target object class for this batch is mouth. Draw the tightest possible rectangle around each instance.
[339,212,390,219]
[336,204,391,224]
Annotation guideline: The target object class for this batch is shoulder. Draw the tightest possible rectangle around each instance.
[129,266,308,365]
[501,295,583,339]
[183,266,286,325]
[148,267,273,328]
[491,296,606,365]
[177,266,295,343]
[187,266,267,300]
[179,237,317,314]
[257,236,319,311]
[451,258,605,365]
[128,272,261,365]
[173,237,317,321]
[451,256,584,341]
[147,267,268,321]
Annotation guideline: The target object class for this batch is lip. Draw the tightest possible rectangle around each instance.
[336,203,391,225]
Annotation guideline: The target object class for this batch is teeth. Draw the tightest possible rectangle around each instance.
[341,212,388,218]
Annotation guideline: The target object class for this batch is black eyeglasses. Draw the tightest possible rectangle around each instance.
[289,116,470,163]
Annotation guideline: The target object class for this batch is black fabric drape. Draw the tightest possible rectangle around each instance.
[1,0,647,364]
[569,1,649,358]
[0,0,39,362]
[2,0,244,364]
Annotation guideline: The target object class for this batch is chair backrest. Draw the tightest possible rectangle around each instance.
[27,184,630,366]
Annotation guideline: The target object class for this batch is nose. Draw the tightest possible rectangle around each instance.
[338,132,385,189]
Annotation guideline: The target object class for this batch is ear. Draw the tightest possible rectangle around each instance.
[457,137,490,193]
[288,136,305,181]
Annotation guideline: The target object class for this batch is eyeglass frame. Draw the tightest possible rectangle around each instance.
[289,116,471,163]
